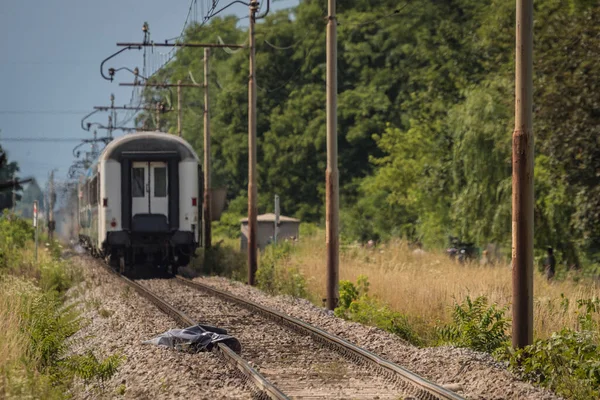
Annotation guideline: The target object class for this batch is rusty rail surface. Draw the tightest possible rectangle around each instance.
[99,264,289,400]
[176,276,465,400]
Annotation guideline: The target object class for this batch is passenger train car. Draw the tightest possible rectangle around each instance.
[78,132,201,273]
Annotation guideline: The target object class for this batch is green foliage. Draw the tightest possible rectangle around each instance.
[499,298,600,399]
[62,351,123,384]
[299,222,319,238]
[143,0,600,264]
[211,194,247,239]
[437,296,510,353]
[335,276,421,346]
[193,241,247,281]
[21,292,80,370]
[0,213,121,396]
[0,145,22,211]
[0,211,34,268]
[256,242,308,299]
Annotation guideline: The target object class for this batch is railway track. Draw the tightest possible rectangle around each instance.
[96,255,463,399]
[141,276,464,400]
[97,262,287,400]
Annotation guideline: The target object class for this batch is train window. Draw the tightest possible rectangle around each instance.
[132,168,145,197]
[154,167,167,197]
[90,177,98,206]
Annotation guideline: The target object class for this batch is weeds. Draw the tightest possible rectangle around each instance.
[335,276,422,346]
[62,351,123,385]
[193,240,247,281]
[0,213,121,398]
[436,295,510,353]
[496,298,600,399]
[256,242,309,299]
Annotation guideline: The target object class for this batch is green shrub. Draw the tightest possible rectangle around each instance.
[211,194,247,239]
[62,351,123,384]
[299,222,319,238]
[335,276,421,345]
[0,212,34,269]
[193,241,247,281]
[39,259,75,295]
[436,295,510,353]
[498,298,600,399]
[22,292,81,370]
[256,242,308,298]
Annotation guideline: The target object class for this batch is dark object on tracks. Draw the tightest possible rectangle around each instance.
[144,323,241,353]
[176,276,465,400]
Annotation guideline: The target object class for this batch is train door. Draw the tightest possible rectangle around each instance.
[131,161,169,220]
[149,162,168,218]
[131,162,148,216]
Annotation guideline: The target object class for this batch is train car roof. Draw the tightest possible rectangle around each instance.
[99,131,199,162]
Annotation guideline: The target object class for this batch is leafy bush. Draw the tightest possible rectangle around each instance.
[0,213,121,397]
[192,241,247,281]
[335,276,421,345]
[21,292,81,370]
[0,211,34,269]
[299,222,319,238]
[499,298,600,399]
[211,194,247,239]
[256,242,308,299]
[62,351,123,384]
[436,296,510,353]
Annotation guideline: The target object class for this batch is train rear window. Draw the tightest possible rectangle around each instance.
[154,167,167,197]
[132,168,145,197]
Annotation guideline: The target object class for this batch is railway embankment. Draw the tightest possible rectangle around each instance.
[0,213,120,398]
[186,274,562,400]
[67,255,254,399]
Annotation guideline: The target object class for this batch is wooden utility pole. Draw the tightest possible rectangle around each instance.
[12,185,16,213]
[109,94,115,139]
[33,201,38,262]
[177,80,183,137]
[512,0,534,348]
[247,0,259,286]
[326,0,339,310]
[155,103,161,131]
[48,170,55,242]
[203,48,212,250]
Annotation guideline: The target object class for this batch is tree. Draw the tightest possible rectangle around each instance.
[0,145,22,211]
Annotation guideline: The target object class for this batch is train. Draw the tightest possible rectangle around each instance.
[77,131,201,274]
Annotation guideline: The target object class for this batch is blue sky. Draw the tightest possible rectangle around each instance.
[0,0,298,188]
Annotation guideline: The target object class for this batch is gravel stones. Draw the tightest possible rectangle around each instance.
[190,276,563,400]
[141,278,411,399]
[66,257,252,400]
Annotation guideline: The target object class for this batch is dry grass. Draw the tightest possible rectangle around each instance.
[0,289,27,388]
[0,245,61,398]
[288,232,600,340]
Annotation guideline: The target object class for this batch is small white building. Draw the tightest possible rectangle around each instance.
[240,213,300,251]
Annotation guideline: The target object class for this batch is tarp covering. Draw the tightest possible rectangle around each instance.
[144,324,241,353]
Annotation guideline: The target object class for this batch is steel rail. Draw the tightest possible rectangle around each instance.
[176,276,464,400]
[98,265,289,400]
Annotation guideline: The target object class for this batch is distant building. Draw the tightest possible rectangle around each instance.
[240,213,300,251]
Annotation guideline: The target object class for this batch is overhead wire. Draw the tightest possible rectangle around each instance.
[0,110,91,115]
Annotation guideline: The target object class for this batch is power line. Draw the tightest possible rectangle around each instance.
[0,110,91,115]
[0,138,96,142]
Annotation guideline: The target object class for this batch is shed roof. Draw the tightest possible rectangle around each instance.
[240,213,300,223]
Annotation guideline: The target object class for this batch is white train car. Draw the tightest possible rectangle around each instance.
[78,132,201,273]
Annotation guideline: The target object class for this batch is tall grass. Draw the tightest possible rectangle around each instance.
[286,232,600,341]
[0,211,120,398]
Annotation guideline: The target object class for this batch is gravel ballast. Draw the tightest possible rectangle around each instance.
[67,256,253,400]
[141,278,415,400]
[189,275,563,400]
